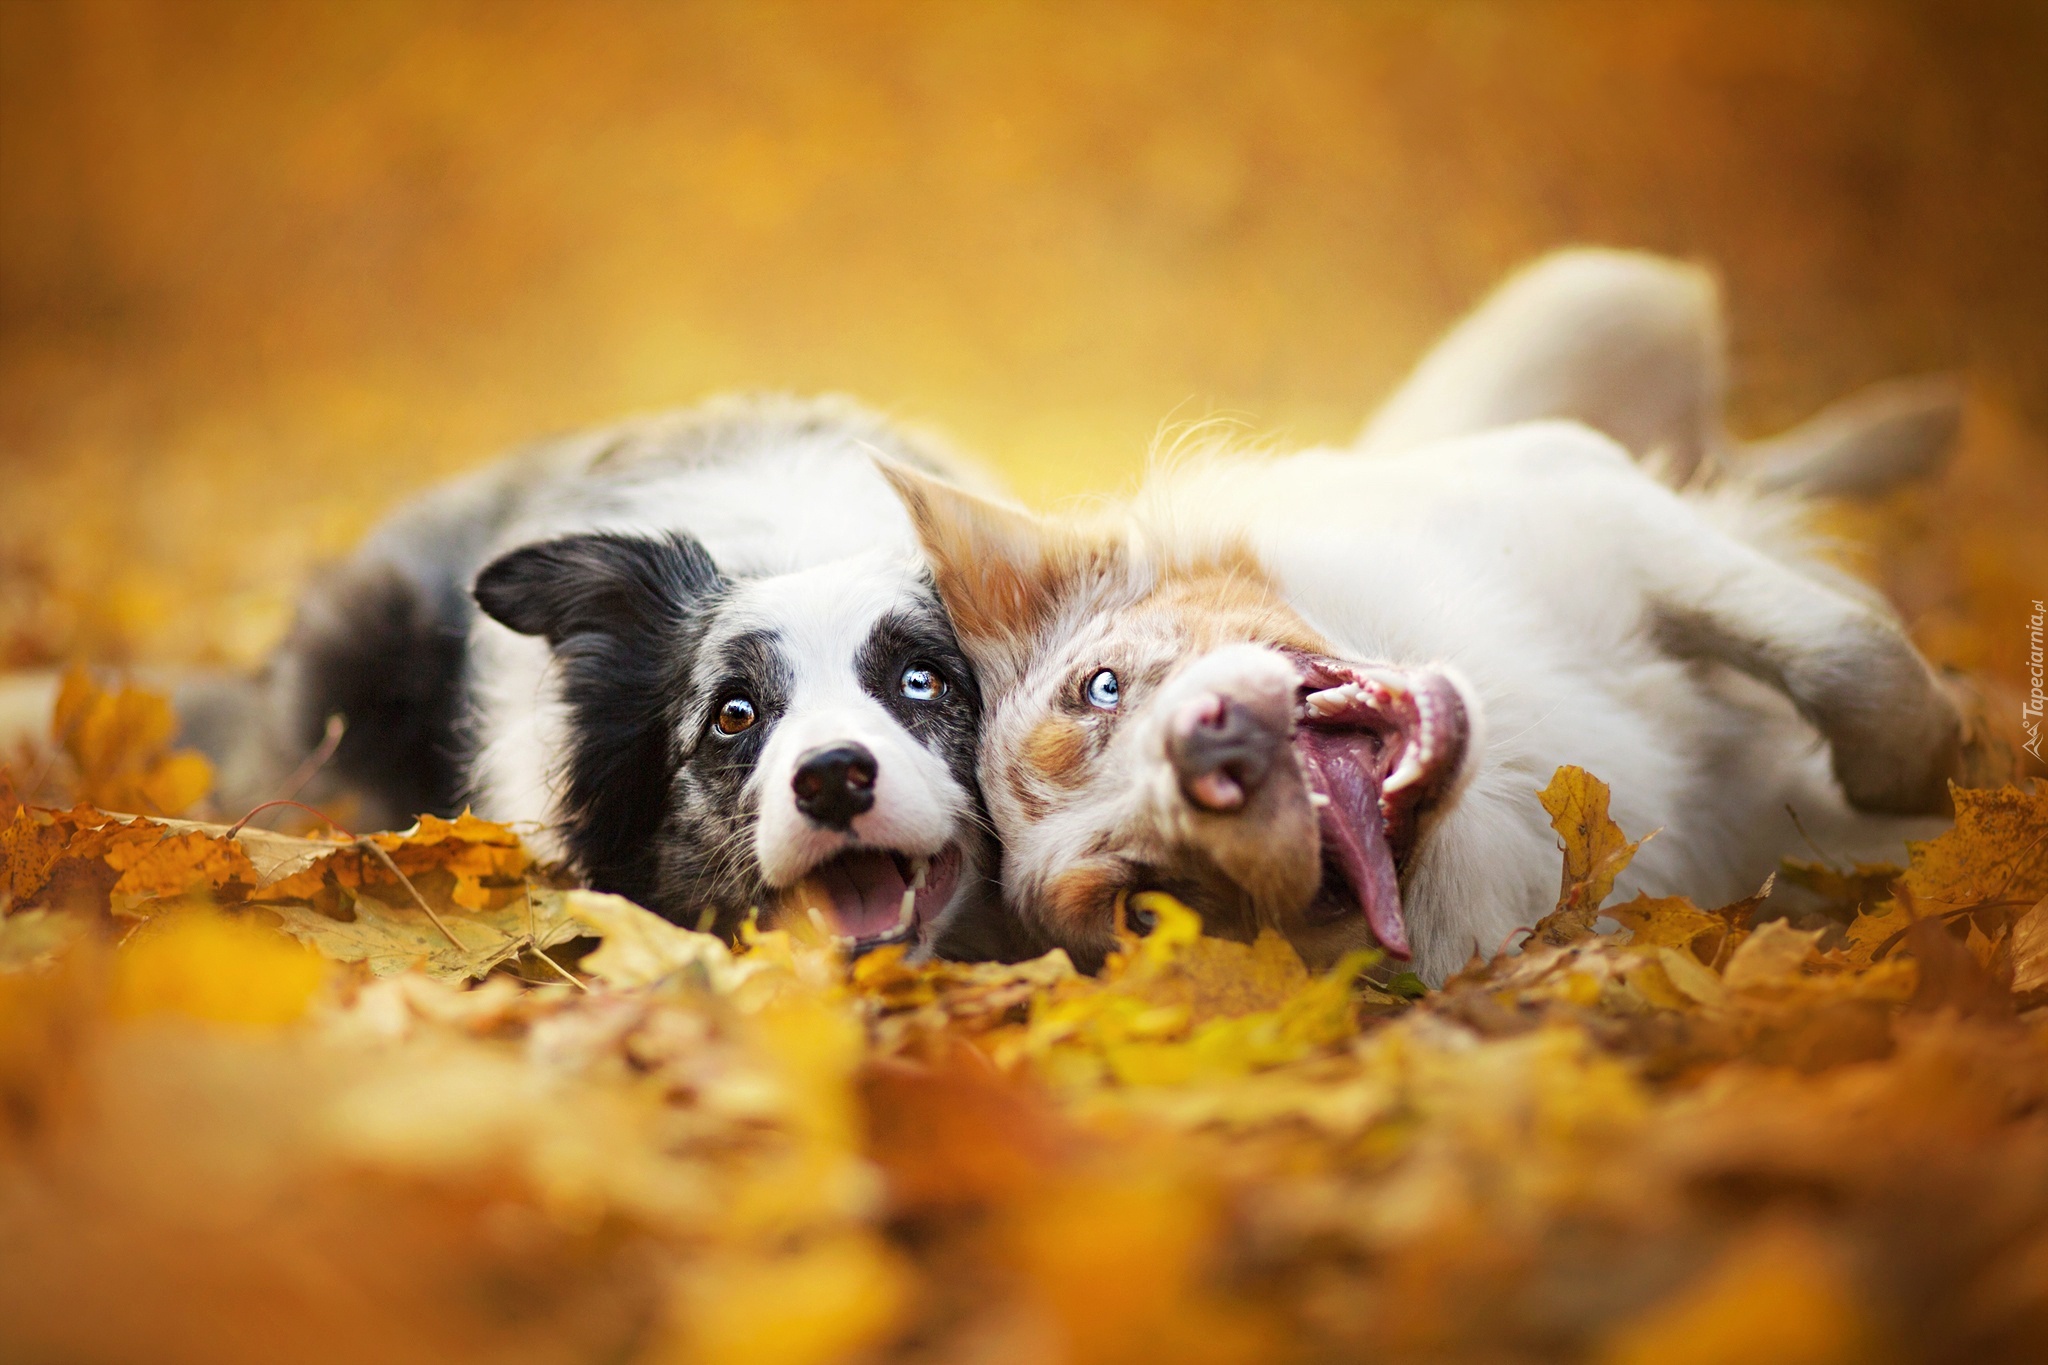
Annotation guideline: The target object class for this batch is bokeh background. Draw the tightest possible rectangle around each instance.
[2,0,2044,753]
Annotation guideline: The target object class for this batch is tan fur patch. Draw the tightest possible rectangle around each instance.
[1141,555,1332,660]
[879,457,1123,654]
[1005,760,1050,821]
[1020,715,1092,790]
[1040,857,1125,946]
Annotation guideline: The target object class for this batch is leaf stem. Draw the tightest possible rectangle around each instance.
[354,836,465,951]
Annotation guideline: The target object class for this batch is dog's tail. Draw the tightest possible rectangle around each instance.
[184,464,527,830]
[1357,248,1726,482]
[258,557,474,830]
[1358,246,1964,500]
[1731,373,1963,499]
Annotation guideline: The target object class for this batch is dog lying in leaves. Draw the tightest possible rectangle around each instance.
[193,395,1008,957]
[883,249,1973,982]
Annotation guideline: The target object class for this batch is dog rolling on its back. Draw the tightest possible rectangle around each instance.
[224,395,1006,956]
[881,250,1971,982]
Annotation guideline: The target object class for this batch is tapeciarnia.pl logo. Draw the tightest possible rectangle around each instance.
[2026,598,2045,762]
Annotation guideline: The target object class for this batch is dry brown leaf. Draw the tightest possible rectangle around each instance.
[1608,893,1723,954]
[1778,857,1901,921]
[1653,944,1727,1007]
[1,803,70,903]
[148,815,348,885]
[556,889,747,990]
[104,829,260,915]
[1723,919,1825,991]
[1898,783,2048,911]
[4,767,2048,1365]
[248,812,536,913]
[1529,765,1648,945]
[268,893,583,982]
[2012,897,2048,997]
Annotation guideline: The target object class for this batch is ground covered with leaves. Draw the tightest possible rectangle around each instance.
[0,675,2044,1365]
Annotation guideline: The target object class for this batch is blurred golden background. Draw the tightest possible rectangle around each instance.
[2,0,2044,733]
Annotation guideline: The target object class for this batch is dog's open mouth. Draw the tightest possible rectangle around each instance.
[776,844,965,949]
[1288,654,1469,960]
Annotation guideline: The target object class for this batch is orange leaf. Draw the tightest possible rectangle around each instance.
[47,666,215,817]
[103,829,260,914]
[1531,766,1648,944]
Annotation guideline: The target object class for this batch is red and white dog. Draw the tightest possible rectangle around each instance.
[883,250,1970,982]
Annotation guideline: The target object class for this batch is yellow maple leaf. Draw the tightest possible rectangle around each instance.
[373,812,534,910]
[1003,894,1373,1089]
[1608,892,1723,954]
[1530,766,1649,944]
[1836,783,2048,970]
[1897,782,2048,911]
[49,666,214,817]
[108,910,325,1027]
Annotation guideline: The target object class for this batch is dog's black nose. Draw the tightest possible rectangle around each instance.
[792,743,878,830]
[1169,694,1285,812]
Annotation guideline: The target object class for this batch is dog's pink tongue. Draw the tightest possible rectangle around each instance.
[1299,731,1410,958]
[813,852,909,940]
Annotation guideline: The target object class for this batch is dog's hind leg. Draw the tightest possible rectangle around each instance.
[1360,248,1963,499]
[1358,248,1726,483]
[1632,490,1964,816]
[1736,373,1963,499]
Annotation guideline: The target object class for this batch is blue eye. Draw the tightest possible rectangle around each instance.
[1085,668,1120,710]
[900,665,946,702]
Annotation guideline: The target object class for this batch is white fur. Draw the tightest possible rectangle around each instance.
[1148,421,1951,981]
[905,249,1963,982]
[463,399,981,886]
[722,557,970,883]
[1358,248,1726,481]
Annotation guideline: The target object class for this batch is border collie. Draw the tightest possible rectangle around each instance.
[246,394,1002,955]
[878,250,1971,982]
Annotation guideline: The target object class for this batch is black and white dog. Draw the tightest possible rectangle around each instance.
[226,395,1002,954]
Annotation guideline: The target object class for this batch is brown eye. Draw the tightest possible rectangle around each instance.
[714,697,756,735]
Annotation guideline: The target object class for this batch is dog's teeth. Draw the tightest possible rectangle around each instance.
[895,887,917,935]
[1383,747,1427,794]
[910,857,929,890]
[1305,684,1363,716]
[807,906,853,948]
[1358,667,1410,699]
[1308,791,1332,809]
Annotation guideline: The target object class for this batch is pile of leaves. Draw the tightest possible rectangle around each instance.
[3,679,2048,1365]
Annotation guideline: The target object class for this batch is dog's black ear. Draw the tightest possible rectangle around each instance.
[473,533,725,646]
